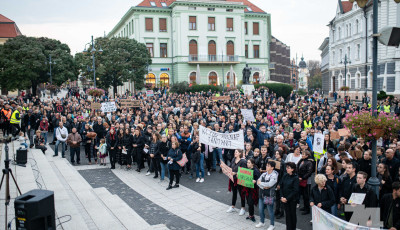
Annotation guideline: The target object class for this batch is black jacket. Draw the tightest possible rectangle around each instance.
[106,133,118,150]
[351,184,378,207]
[93,122,106,139]
[380,194,400,229]
[340,174,356,200]
[297,158,313,180]
[279,173,299,203]
[310,185,335,213]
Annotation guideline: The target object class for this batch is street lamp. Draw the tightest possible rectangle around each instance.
[45,54,56,85]
[340,54,351,97]
[349,0,400,198]
[83,36,103,88]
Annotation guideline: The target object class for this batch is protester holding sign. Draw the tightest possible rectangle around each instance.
[227,149,247,216]
[279,162,299,230]
[241,158,261,222]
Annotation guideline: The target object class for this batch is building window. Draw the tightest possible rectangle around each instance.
[253,45,259,58]
[160,73,169,87]
[189,6,196,10]
[356,19,359,33]
[226,9,233,12]
[245,45,248,58]
[160,43,167,58]
[208,17,215,31]
[189,16,196,30]
[226,72,236,87]
[145,18,153,32]
[189,40,198,61]
[208,40,216,61]
[357,44,360,60]
[146,43,154,57]
[146,73,156,88]
[332,51,335,65]
[208,8,215,11]
[131,20,134,35]
[247,7,253,12]
[226,18,233,31]
[150,1,156,7]
[347,47,351,60]
[226,41,234,60]
[253,22,259,35]
[245,22,248,34]
[339,49,343,62]
[159,18,167,32]
[338,27,342,39]
[189,72,197,84]
[253,72,260,84]
[208,72,218,86]
[161,2,167,7]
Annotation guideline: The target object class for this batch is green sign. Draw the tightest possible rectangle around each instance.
[237,167,254,188]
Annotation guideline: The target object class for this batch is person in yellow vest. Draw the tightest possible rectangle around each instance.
[22,103,29,112]
[10,106,22,136]
[384,102,391,114]
[303,115,312,131]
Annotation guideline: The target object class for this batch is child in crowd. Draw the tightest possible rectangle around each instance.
[18,131,28,149]
[98,138,108,166]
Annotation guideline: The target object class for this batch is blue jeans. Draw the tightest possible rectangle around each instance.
[42,132,48,144]
[20,143,28,149]
[160,162,167,180]
[331,204,337,216]
[258,197,275,225]
[55,140,66,156]
[212,148,222,169]
[53,128,57,142]
[195,153,205,178]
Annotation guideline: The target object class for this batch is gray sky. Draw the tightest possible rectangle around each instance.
[2,0,338,62]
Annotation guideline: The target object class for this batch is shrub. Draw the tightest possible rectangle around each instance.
[377,90,394,101]
[86,88,105,97]
[190,84,222,93]
[254,83,293,98]
[297,89,308,96]
[170,81,190,94]
[340,86,350,91]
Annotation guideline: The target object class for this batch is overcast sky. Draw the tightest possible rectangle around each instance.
[2,0,338,62]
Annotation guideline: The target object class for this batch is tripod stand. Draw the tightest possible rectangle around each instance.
[0,141,22,230]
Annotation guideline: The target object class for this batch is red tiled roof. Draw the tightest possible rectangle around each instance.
[136,0,265,13]
[0,14,14,23]
[341,1,353,13]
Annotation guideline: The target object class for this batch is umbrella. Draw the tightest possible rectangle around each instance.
[196,64,201,85]
[229,65,234,87]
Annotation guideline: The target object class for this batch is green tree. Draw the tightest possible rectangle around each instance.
[0,36,77,96]
[307,60,322,90]
[77,37,151,95]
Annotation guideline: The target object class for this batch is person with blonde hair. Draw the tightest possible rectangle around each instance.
[310,174,335,213]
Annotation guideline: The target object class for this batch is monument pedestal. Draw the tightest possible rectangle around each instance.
[242,84,255,96]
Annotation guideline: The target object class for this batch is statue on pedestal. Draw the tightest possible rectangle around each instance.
[242,64,251,85]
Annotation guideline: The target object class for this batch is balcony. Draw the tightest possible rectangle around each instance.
[188,55,240,64]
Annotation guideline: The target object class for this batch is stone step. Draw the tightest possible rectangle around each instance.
[48,152,125,230]
[93,187,155,230]
[31,149,90,230]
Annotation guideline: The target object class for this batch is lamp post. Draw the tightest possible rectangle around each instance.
[83,36,103,88]
[45,55,56,98]
[349,0,400,197]
[340,54,351,98]
[221,50,225,92]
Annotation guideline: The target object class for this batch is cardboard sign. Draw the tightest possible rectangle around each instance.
[338,128,349,137]
[212,96,230,101]
[146,90,154,97]
[220,161,234,182]
[101,102,117,113]
[237,167,254,188]
[269,160,281,170]
[348,193,366,205]
[91,103,101,110]
[330,131,340,140]
[120,99,140,108]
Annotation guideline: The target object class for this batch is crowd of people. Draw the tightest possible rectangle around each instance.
[1,86,400,230]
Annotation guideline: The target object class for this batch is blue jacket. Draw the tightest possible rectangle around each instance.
[250,125,270,148]
[167,148,183,171]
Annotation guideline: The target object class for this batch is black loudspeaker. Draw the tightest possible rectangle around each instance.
[16,148,27,165]
[14,189,56,230]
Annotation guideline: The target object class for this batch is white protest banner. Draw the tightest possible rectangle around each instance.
[146,90,154,97]
[312,206,381,230]
[348,193,366,205]
[241,109,255,122]
[313,133,324,154]
[101,102,117,112]
[199,126,244,150]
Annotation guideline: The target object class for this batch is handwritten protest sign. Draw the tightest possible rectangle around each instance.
[237,167,254,188]
[146,90,154,97]
[348,193,366,205]
[199,126,244,150]
[91,103,101,110]
[212,96,230,101]
[241,109,255,122]
[101,102,117,113]
[330,131,340,140]
[220,161,234,182]
[120,99,140,108]
[338,128,350,137]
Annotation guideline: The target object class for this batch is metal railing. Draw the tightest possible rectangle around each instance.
[188,55,239,62]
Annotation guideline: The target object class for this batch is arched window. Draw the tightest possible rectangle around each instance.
[208,71,218,86]
[145,73,156,88]
[226,41,234,61]
[208,40,216,61]
[189,72,197,84]
[253,72,260,84]
[160,73,169,87]
[356,19,359,34]
[357,73,361,88]
[338,27,342,39]
[226,72,236,87]
[189,40,198,61]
